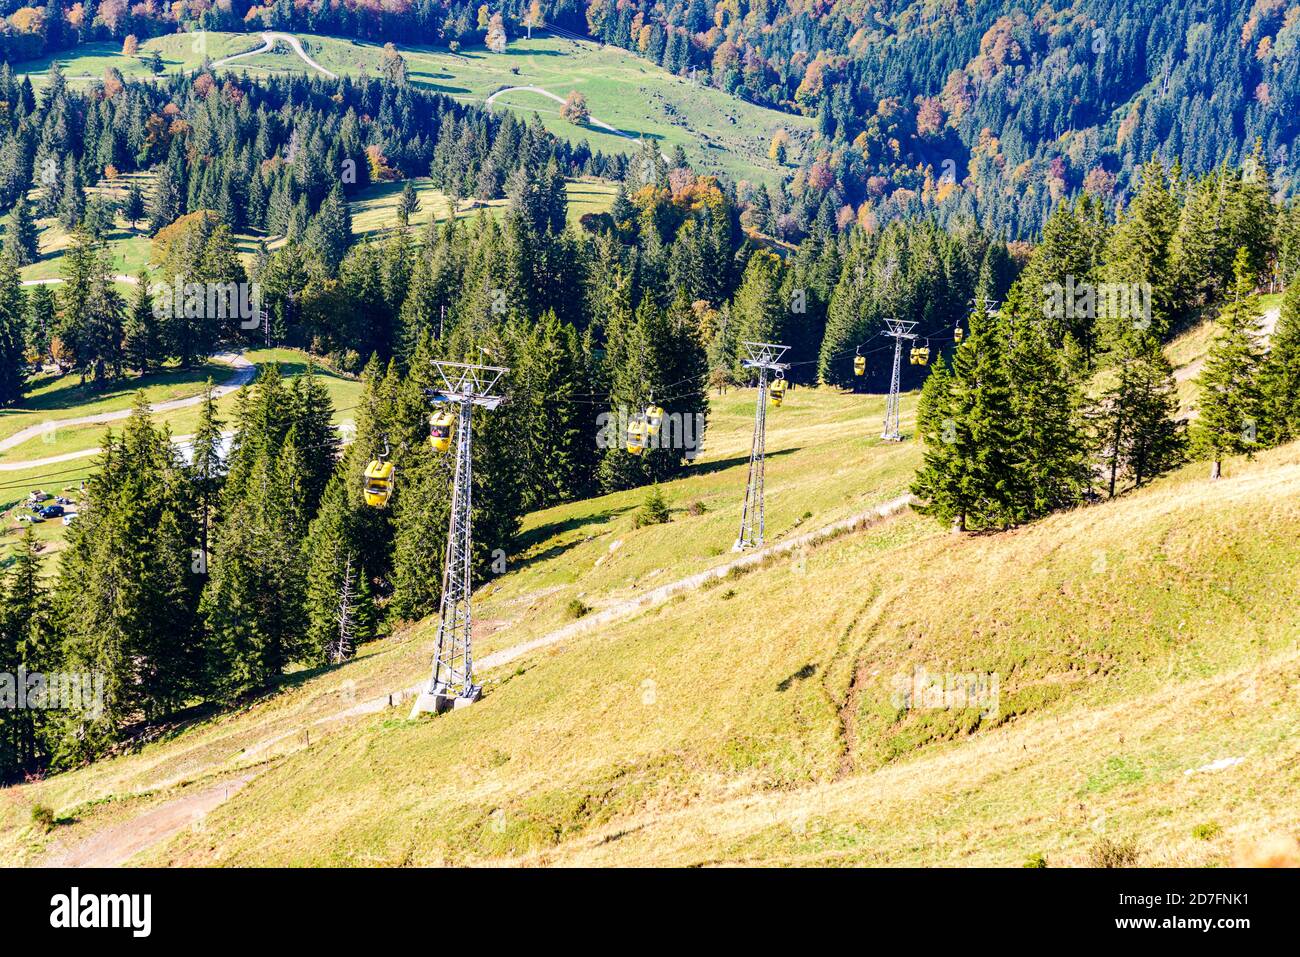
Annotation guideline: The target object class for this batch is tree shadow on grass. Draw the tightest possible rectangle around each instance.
[686,445,800,477]
[512,504,636,570]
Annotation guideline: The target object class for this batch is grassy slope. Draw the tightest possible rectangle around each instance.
[0,385,918,863]
[0,348,360,465]
[13,32,805,187]
[3,381,1297,867]
[14,34,256,86]
[0,348,363,571]
[349,176,616,239]
[142,441,1299,868]
[1165,291,1284,413]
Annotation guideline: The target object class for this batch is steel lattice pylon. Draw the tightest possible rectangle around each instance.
[410,361,507,718]
[734,341,789,551]
[881,319,917,442]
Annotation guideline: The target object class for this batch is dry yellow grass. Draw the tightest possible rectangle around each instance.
[3,389,1297,868]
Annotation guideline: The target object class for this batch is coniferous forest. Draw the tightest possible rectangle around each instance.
[1,1,1296,239]
[0,7,1296,795]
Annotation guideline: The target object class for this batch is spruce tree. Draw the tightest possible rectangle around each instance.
[189,381,225,563]
[0,530,54,779]
[303,475,374,664]
[911,303,1023,530]
[58,154,86,230]
[123,180,145,230]
[1093,333,1185,496]
[26,283,56,362]
[389,448,451,623]
[1101,158,1178,345]
[730,249,786,375]
[122,270,156,374]
[397,180,421,229]
[910,353,965,529]
[1192,249,1264,479]
[1003,279,1091,517]
[306,184,353,272]
[1258,281,1300,447]
[0,253,27,406]
[56,396,204,754]
[2,198,39,266]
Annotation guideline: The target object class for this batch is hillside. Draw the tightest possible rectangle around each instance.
[4,382,1297,867]
[0,349,363,571]
[11,32,806,187]
[3,3,1297,239]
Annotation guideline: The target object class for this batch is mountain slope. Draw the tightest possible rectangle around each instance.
[5,383,1296,867]
[138,435,1300,867]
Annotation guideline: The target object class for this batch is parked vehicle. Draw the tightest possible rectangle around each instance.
[40,505,65,518]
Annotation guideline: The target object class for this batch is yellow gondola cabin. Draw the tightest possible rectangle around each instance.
[770,378,787,406]
[429,410,454,452]
[363,460,396,508]
[627,413,650,455]
[854,355,866,376]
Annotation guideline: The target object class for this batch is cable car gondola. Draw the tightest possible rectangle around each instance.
[627,402,665,455]
[953,323,964,345]
[910,340,930,366]
[770,376,787,406]
[853,350,866,376]
[429,410,454,452]
[363,439,395,508]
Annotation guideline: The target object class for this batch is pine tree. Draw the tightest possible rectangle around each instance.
[122,270,156,374]
[0,253,27,406]
[910,303,1023,530]
[58,153,86,230]
[2,198,39,266]
[0,530,54,779]
[123,180,145,230]
[1093,333,1185,496]
[1192,249,1264,479]
[389,448,451,623]
[1258,281,1300,447]
[303,475,374,665]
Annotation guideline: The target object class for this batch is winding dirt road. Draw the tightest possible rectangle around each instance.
[486,84,627,137]
[21,275,138,288]
[1174,306,1282,385]
[0,352,254,471]
[213,32,338,80]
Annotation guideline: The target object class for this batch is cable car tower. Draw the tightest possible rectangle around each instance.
[410,360,508,718]
[881,319,917,442]
[734,341,789,552]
